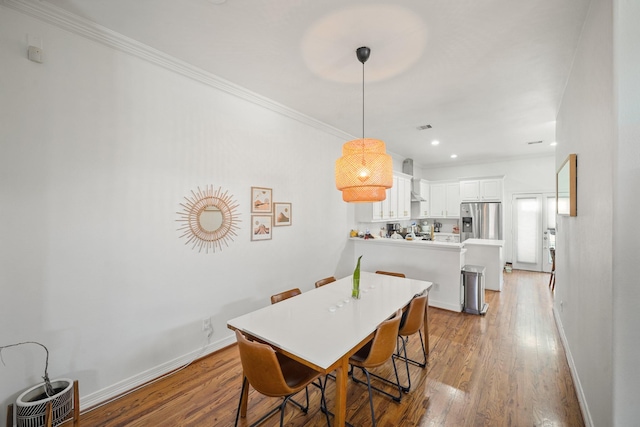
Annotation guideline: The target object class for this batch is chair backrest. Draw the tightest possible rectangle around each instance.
[375,270,406,278]
[315,276,336,288]
[360,310,403,368]
[234,330,291,396]
[270,288,302,304]
[398,294,428,336]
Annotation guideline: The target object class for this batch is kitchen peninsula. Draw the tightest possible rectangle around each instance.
[349,236,505,312]
[349,237,466,312]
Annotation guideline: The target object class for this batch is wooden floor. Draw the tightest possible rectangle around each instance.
[78,270,584,426]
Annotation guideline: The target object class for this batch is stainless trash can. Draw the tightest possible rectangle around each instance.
[461,265,488,315]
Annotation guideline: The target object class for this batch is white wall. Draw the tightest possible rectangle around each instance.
[0,6,352,411]
[554,0,614,425]
[415,155,556,263]
[612,0,640,424]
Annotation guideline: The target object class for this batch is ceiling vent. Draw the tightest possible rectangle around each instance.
[527,140,543,145]
[416,124,432,130]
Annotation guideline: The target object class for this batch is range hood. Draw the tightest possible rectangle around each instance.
[402,159,427,202]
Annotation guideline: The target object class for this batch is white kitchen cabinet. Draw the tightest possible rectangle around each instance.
[445,182,460,217]
[371,190,390,221]
[460,180,480,201]
[460,178,503,202]
[480,179,503,201]
[396,174,412,219]
[361,172,411,222]
[430,181,460,218]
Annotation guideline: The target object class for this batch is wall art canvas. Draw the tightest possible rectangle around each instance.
[251,215,272,241]
[273,202,292,226]
[251,187,272,213]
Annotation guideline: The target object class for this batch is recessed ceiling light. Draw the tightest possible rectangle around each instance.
[431,140,440,146]
[550,141,558,146]
[450,154,457,159]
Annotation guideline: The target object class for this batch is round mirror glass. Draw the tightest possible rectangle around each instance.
[199,207,223,232]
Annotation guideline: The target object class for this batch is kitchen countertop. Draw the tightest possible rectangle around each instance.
[349,237,463,250]
[462,238,505,247]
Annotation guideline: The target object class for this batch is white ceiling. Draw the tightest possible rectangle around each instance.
[44,0,591,167]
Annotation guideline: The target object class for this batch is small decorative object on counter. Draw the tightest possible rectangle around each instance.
[350,229,358,237]
[352,255,362,299]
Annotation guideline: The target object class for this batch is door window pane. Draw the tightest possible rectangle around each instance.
[546,196,556,230]
[516,198,539,264]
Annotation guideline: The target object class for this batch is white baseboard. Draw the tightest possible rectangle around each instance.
[553,306,593,427]
[80,335,236,412]
[429,299,462,312]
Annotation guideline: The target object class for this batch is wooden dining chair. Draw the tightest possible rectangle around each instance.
[394,293,429,392]
[315,276,336,288]
[234,330,330,427]
[375,270,406,278]
[349,310,403,427]
[270,288,302,304]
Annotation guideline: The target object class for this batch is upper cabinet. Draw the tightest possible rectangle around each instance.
[361,172,412,222]
[460,178,503,202]
[429,181,460,218]
[396,174,412,220]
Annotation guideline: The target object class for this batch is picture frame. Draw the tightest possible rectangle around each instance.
[273,202,292,227]
[251,187,272,213]
[556,153,577,216]
[251,215,272,241]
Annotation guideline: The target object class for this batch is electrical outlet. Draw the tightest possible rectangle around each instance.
[202,317,212,332]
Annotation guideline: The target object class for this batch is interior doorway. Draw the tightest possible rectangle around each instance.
[512,193,556,272]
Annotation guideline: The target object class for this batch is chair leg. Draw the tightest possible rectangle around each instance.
[284,386,309,413]
[360,365,402,427]
[317,377,332,426]
[236,376,313,427]
[363,369,377,427]
[235,377,249,426]
[351,364,402,402]
[393,331,427,393]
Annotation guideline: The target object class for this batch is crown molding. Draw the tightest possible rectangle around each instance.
[1,0,353,141]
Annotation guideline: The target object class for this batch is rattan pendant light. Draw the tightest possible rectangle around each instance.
[335,47,393,203]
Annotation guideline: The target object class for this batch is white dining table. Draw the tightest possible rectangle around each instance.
[227,271,433,427]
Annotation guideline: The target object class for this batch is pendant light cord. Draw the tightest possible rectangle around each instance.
[361,58,366,165]
[362,60,365,140]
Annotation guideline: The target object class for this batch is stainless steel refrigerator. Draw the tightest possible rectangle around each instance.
[460,202,502,242]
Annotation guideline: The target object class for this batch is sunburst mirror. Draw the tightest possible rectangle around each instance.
[177,185,241,253]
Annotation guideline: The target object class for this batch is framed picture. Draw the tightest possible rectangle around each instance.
[273,202,292,226]
[251,215,272,241]
[556,154,577,216]
[251,187,272,213]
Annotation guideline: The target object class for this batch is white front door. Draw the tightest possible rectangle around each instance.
[512,193,556,272]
